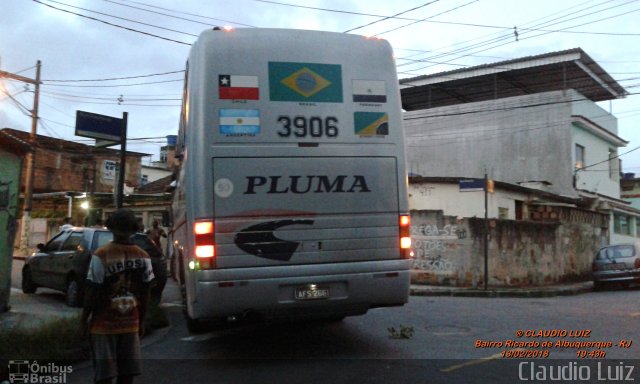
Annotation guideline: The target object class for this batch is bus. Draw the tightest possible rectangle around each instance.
[171,27,411,332]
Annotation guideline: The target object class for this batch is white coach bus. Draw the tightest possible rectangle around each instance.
[171,28,411,332]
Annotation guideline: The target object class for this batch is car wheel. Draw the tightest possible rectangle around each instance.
[22,267,37,294]
[66,279,83,307]
[593,280,605,291]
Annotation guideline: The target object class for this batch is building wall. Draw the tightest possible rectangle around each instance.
[0,149,23,312]
[404,89,621,200]
[409,182,528,220]
[30,148,142,194]
[571,96,618,135]
[141,165,172,185]
[620,178,640,210]
[572,123,620,197]
[410,210,606,287]
[609,211,639,244]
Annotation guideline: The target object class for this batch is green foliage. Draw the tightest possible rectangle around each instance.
[31,210,65,219]
[0,314,90,364]
[388,325,414,339]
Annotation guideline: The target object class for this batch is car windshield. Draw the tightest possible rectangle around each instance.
[598,245,635,260]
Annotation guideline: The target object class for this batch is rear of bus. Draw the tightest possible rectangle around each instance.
[174,28,411,329]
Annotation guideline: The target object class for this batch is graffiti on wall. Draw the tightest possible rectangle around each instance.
[410,223,462,273]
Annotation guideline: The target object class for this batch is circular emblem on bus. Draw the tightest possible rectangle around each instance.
[214,178,234,198]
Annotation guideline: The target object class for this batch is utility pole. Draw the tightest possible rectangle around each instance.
[484,172,489,291]
[116,112,128,208]
[0,61,41,255]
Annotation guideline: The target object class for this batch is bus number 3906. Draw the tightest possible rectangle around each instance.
[277,116,339,138]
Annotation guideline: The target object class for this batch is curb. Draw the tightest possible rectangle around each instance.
[409,283,593,298]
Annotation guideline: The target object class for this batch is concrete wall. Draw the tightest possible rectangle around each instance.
[410,210,606,287]
[409,182,528,220]
[572,122,620,197]
[141,165,171,185]
[403,89,621,200]
[0,150,23,312]
[571,96,618,135]
[404,90,574,197]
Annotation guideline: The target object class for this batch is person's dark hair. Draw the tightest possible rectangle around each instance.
[106,209,138,233]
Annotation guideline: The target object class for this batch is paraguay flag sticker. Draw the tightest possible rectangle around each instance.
[354,112,389,137]
[219,109,260,136]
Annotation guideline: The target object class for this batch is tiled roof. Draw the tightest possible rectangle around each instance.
[0,129,31,155]
[136,174,173,194]
[0,128,149,157]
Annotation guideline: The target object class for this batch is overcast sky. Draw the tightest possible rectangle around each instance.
[1,0,639,170]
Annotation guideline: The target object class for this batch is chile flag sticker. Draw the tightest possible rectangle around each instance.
[219,75,259,100]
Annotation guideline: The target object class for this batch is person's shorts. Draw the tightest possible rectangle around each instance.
[90,332,142,382]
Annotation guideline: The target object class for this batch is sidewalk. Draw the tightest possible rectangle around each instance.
[410,281,594,298]
[0,288,81,330]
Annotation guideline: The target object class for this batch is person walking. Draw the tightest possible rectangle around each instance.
[81,209,154,384]
[145,220,166,252]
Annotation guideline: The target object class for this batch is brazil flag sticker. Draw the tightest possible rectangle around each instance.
[354,112,389,136]
[269,62,343,103]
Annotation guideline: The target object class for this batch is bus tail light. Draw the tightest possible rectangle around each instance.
[399,215,411,258]
[194,221,216,269]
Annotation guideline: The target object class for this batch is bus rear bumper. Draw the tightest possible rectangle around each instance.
[186,260,410,322]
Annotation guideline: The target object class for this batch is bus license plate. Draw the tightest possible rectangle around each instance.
[295,286,330,300]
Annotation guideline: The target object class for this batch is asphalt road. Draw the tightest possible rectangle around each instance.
[9,259,640,383]
[66,280,639,384]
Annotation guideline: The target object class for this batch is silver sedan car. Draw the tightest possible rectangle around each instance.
[592,243,640,289]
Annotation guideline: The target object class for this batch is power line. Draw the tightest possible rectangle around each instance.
[403,91,640,130]
[32,0,192,45]
[0,88,32,117]
[41,0,198,37]
[43,69,185,83]
[375,0,480,37]
[42,78,182,88]
[104,0,258,28]
[401,0,640,74]
[397,0,621,72]
[343,1,440,33]
[579,145,640,172]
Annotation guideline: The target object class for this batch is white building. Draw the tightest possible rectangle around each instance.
[400,48,639,245]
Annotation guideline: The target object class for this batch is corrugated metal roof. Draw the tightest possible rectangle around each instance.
[399,48,627,111]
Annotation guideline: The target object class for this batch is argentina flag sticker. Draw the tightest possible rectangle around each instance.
[219,109,260,135]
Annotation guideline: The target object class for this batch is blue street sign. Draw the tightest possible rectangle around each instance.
[459,179,485,192]
[75,110,122,142]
